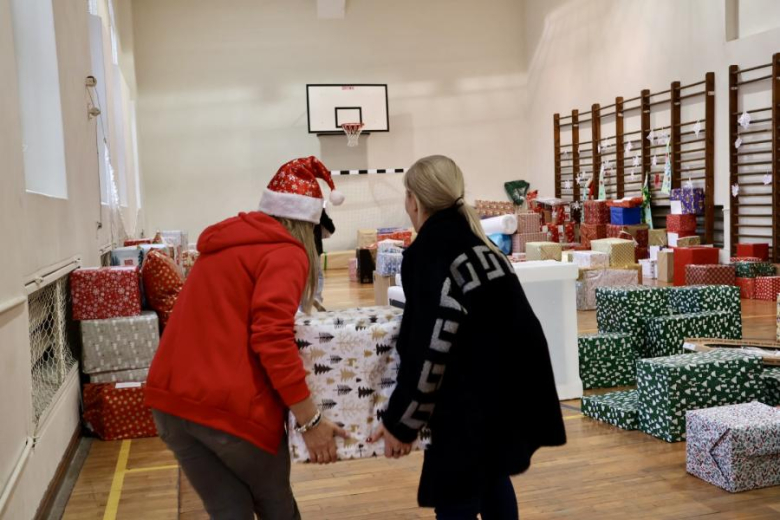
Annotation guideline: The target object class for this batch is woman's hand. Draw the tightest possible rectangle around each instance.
[302,419,349,464]
[368,424,413,459]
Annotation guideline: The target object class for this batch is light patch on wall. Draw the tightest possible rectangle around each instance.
[726,0,780,41]
[317,0,346,19]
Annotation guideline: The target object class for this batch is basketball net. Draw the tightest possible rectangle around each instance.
[341,122,364,147]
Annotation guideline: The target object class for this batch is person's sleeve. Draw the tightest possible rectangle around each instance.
[320,211,336,235]
[249,245,310,406]
[382,274,467,443]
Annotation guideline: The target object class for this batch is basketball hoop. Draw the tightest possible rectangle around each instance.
[341,123,364,147]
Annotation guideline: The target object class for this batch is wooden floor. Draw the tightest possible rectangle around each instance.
[61,270,780,520]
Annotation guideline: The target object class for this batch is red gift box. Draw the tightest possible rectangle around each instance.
[685,264,736,286]
[636,247,650,260]
[82,383,157,441]
[667,214,697,233]
[547,225,560,243]
[580,224,607,249]
[736,243,769,262]
[70,267,142,321]
[584,201,610,225]
[755,276,780,301]
[736,278,756,299]
[124,238,153,247]
[607,197,644,208]
[563,222,576,244]
[607,224,649,247]
[377,230,412,247]
[673,247,720,286]
[730,256,761,264]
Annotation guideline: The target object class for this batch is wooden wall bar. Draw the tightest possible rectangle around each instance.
[704,72,716,244]
[615,96,625,199]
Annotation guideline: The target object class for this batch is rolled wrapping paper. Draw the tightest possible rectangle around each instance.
[481,214,518,236]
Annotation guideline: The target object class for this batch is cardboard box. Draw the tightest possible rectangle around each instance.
[658,250,674,283]
[373,271,396,306]
[357,229,378,249]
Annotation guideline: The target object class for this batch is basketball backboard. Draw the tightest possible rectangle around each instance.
[307,84,389,134]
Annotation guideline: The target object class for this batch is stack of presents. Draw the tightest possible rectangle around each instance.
[579,283,780,492]
[72,231,191,441]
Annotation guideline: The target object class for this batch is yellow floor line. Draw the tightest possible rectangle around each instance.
[125,464,179,474]
[103,440,131,520]
[564,414,583,420]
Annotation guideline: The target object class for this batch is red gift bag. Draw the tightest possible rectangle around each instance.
[82,383,157,441]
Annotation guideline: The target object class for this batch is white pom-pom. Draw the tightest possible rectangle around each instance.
[329,190,345,206]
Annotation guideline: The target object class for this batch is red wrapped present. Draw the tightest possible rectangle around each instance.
[607,197,644,208]
[562,222,576,244]
[607,224,649,247]
[685,264,736,286]
[673,247,720,286]
[756,276,780,301]
[736,278,756,299]
[584,200,610,225]
[730,256,761,264]
[552,205,566,224]
[667,214,697,234]
[124,238,153,247]
[71,267,142,321]
[736,243,770,262]
[377,229,413,247]
[547,225,560,243]
[517,212,542,234]
[82,383,157,441]
[142,251,185,328]
[580,224,607,249]
[636,247,650,260]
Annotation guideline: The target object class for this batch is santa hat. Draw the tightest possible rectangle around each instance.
[258,156,344,224]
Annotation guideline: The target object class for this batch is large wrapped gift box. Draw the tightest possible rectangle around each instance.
[755,263,778,276]
[649,229,668,247]
[580,224,607,249]
[685,264,736,286]
[670,187,705,215]
[377,228,413,247]
[81,311,159,377]
[673,247,720,287]
[607,197,644,208]
[160,230,189,266]
[124,238,153,247]
[289,306,428,461]
[90,368,149,384]
[583,200,610,225]
[110,246,144,268]
[736,243,769,262]
[581,390,638,431]
[596,286,669,355]
[756,276,780,301]
[734,261,758,279]
[322,250,355,271]
[357,229,378,249]
[578,333,638,389]
[667,214,697,234]
[525,242,562,261]
[82,383,157,441]
[736,278,756,299]
[607,224,649,247]
[576,268,639,311]
[376,251,403,277]
[761,368,780,407]
[513,232,548,254]
[644,311,740,358]
[637,350,763,443]
[686,402,780,492]
[667,285,742,319]
[573,251,609,269]
[71,267,142,321]
[516,212,542,234]
[610,206,641,226]
[590,238,635,267]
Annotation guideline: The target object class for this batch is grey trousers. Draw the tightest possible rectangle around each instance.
[152,410,301,520]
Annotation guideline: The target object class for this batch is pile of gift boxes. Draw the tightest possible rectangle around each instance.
[74,231,190,441]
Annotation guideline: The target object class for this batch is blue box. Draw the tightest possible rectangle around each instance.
[610,206,641,225]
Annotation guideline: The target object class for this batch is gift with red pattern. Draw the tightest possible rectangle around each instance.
[580,223,607,249]
[736,243,770,262]
[673,247,720,286]
[607,197,644,208]
[685,264,736,286]
[756,276,780,301]
[547,225,560,243]
[562,222,576,243]
[124,238,153,247]
[71,267,142,321]
[730,257,761,264]
[83,383,157,441]
[583,200,610,225]
[736,278,756,300]
[666,214,697,234]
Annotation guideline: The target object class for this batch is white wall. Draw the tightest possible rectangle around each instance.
[524,0,780,254]
[131,0,527,252]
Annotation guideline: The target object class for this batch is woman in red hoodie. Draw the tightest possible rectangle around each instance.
[146,157,347,520]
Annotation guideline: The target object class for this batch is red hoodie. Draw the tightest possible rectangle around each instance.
[145,212,311,454]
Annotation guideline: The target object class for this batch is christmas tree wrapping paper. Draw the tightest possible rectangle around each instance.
[686,402,780,492]
[289,307,429,461]
[596,286,670,355]
[576,269,639,311]
[667,285,742,323]
[760,367,780,407]
[736,278,756,299]
[591,238,636,267]
[637,350,763,443]
[525,242,563,261]
[578,333,639,389]
[649,229,668,247]
[110,246,145,268]
[755,263,778,277]
[736,243,770,262]
[756,276,780,301]
[734,262,758,279]
[685,264,736,286]
[644,311,740,358]
[80,311,159,378]
[581,390,639,430]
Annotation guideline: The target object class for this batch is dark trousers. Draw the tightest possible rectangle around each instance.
[152,410,300,520]
[434,475,519,520]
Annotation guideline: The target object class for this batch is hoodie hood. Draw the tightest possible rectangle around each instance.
[197,211,305,255]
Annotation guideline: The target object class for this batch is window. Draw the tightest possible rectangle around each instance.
[726,0,780,40]
[10,0,69,199]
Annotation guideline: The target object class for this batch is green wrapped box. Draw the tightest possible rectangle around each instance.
[596,285,670,335]
[637,350,764,442]
[578,333,638,389]
[734,262,757,278]
[668,285,741,315]
[644,311,741,358]
[760,368,780,407]
[755,262,777,277]
[581,390,639,430]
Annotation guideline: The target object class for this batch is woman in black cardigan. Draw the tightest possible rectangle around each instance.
[370,155,566,519]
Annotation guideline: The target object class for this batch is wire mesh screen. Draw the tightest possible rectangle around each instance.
[28,277,76,426]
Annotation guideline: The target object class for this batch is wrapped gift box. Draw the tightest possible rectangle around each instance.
[581,390,639,430]
[649,229,668,247]
[607,224,649,247]
[181,250,199,278]
[584,200,610,225]
[573,251,609,269]
[616,263,643,285]
[650,246,662,261]
[685,264,736,286]
[736,243,769,262]
[755,263,777,277]
[322,250,354,271]
[640,259,657,280]
[731,256,761,264]
[596,286,670,353]
[576,268,639,311]
[734,261,758,279]
[376,251,403,277]
[580,224,607,249]
[676,236,702,248]
[778,294,780,341]
[658,250,674,283]
[377,229,413,247]
[546,225,560,243]
[71,267,142,321]
[670,187,705,215]
[348,258,358,283]
[110,247,144,268]
[686,402,780,492]
[124,238,153,247]
[636,247,649,260]
[607,197,644,209]
[82,383,157,441]
[289,307,428,461]
[561,222,576,244]
[526,242,562,261]
[513,232,548,254]
[357,229,378,249]
[516,212,542,234]
[90,368,149,384]
[644,311,740,358]
[762,368,780,407]
[667,232,697,247]
[673,247,720,287]
[578,333,639,389]
[756,276,780,301]
[736,277,756,299]
[667,285,742,320]
[667,214,697,234]
[591,238,635,267]
[161,230,189,266]
[637,350,763,442]
[610,206,641,226]
[81,311,159,376]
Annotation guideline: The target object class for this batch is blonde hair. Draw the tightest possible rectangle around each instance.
[404,155,503,257]
[273,217,318,314]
